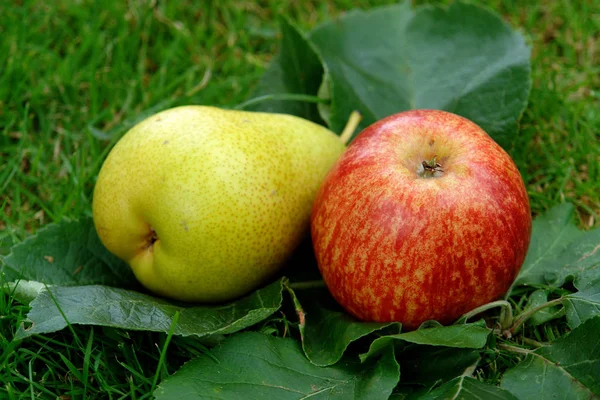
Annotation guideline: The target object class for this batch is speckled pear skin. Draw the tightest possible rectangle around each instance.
[92,106,345,303]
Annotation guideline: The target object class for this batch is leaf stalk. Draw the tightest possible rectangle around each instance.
[508,298,563,335]
[455,300,512,326]
[234,93,328,110]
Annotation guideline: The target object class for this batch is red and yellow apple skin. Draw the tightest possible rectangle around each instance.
[311,109,532,330]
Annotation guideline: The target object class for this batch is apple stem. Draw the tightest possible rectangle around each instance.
[339,110,362,145]
[420,155,443,178]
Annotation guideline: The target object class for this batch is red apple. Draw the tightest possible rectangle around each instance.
[311,109,531,330]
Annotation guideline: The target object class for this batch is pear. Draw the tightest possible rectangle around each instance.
[92,106,345,302]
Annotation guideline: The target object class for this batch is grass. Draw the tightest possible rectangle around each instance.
[1,0,599,397]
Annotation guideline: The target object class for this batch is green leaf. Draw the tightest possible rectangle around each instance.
[513,204,600,327]
[154,332,400,400]
[514,203,600,289]
[14,279,284,340]
[361,321,490,361]
[297,290,400,366]
[309,1,531,149]
[5,280,46,304]
[563,279,600,329]
[501,316,600,399]
[246,18,325,124]
[397,346,481,386]
[1,217,136,288]
[524,290,565,326]
[421,376,518,400]
[515,203,581,286]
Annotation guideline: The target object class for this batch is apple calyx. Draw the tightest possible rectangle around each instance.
[420,155,443,178]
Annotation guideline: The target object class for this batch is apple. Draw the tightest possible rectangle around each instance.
[93,106,345,303]
[311,109,531,330]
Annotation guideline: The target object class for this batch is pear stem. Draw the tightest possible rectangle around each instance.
[339,111,362,145]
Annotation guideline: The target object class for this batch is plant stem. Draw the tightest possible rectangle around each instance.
[419,155,444,178]
[509,298,563,334]
[234,93,328,110]
[44,284,84,349]
[282,280,306,341]
[521,337,544,349]
[455,300,512,325]
[339,110,362,144]
[499,299,514,330]
[498,343,533,356]
[288,280,327,290]
[151,310,180,394]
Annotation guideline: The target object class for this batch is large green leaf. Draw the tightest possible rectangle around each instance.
[396,346,481,387]
[246,18,324,124]
[514,203,600,289]
[3,217,285,340]
[154,332,400,400]
[563,278,600,329]
[512,204,600,328]
[309,1,531,149]
[524,290,565,326]
[294,289,400,367]
[361,321,490,361]
[1,217,136,288]
[515,203,581,287]
[14,279,284,340]
[501,316,600,399]
[420,376,518,400]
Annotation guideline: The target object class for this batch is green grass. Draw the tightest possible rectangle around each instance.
[1,0,599,397]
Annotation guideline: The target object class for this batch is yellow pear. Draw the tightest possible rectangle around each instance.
[92,105,345,302]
